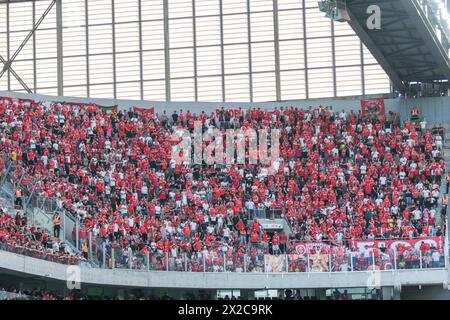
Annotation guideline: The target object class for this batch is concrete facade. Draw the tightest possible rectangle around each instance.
[0,250,448,290]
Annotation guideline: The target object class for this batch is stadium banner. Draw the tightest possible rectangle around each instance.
[295,242,331,255]
[309,253,329,272]
[100,105,118,113]
[215,108,241,118]
[350,236,444,252]
[133,106,155,117]
[361,98,385,116]
[264,255,285,272]
[0,96,12,103]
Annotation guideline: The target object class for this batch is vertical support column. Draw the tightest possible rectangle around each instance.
[112,246,115,269]
[372,252,376,271]
[85,0,90,97]
[244,254,247,272]
[329,254,332,273]
[331,20,337,98]
[246,0,253,102]
[203,252,206,272]
[146,251,150,271]
[302,0,308,99]
[419,250,423,269]
[185,252,188,272]
[192,0,198,102]
[33,1,37,92]
[56,0,64,96]
[166,251,169,271]
[285,254,288,272]
[75,217,79,250]
[61,211,66,242]
[111,0,117,99]
[138,0,144,100]
[360,41,365,97]
[394,250,397,270]
[223,252,226,272]
[129,249,132,269]
[163,0,171,101]
[445,209,449,272]
[88,231,92,261]
[219,0,225,102]
[273,0,281,101]
[102,242,106,268]
[6,1,10,91]
[350,252,354,271]
[307,252,310,272]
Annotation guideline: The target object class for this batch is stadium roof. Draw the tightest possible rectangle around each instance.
[346,0,450,91]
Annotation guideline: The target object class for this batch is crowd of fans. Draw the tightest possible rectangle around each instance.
[0,286,178,300]
[0,96,446,272]
[0,206,83,264]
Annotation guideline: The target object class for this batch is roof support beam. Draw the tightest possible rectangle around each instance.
[0,0,56,80]
[345,4,406,90]
[0,55,32,93]
[400,0,450,80]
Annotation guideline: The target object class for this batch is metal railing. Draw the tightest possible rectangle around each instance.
[0,242,81,266]
[93,240,445,273]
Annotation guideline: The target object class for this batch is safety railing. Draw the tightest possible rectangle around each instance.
[93,241,446,273]
[0,242,81,266]
[0,290,40,301]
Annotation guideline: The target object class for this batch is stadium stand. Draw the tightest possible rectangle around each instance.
[0,96,446,274]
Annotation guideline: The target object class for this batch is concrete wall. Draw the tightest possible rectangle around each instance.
[1,90,449,125]
[0,250,447,290]
[0,90,398,117]
[398,96,450,126]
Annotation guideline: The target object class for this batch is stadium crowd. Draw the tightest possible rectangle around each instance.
[0,206,82,264]
[0,96,446,271]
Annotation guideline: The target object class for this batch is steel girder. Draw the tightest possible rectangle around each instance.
[0,0,56,93]
[346,0,450,91]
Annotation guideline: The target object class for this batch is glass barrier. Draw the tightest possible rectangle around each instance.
[186,252,204,272]
[147,251,166,271]
[0,291,40,301]
[287,253,308,272]
[0,241,80,265]
[204,252,225,272]
[112,246,131,269]
[330,253,352,272]
[352,252,374,271]
[133,250,147,270]
[309,253,330,272]
[225,252,245,272]
[264,254,287,272]
[167,252,186,272]
[245,251,265,272]
[375,251,395,270]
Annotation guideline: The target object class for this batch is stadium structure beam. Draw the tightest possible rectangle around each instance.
[345,3,407,91]
[0,0,56,91]
[56,0,63,96]
[400,0,450,81]
[0,55,32,93]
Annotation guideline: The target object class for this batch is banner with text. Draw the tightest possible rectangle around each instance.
[350,236,444,253]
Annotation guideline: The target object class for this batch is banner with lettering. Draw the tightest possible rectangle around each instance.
[215,108,241,118]
[295,242,331,255]
[350,236,444,252]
